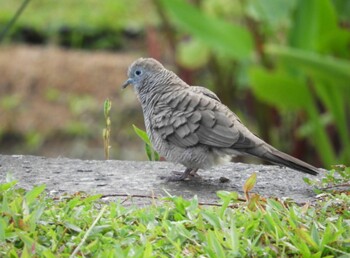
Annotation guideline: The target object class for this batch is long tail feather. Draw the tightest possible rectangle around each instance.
[247,145,319,176]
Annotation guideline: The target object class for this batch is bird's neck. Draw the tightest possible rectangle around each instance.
[138,70,188,108]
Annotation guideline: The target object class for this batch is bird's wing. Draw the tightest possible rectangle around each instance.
[190,86,221,102]
[152,88,257,149]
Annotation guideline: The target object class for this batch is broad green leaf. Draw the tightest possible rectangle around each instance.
[82,194,103,204]
[296,227,318,249]
[217,191,238,218]
[206,230,226,258]
[202,211,221,229]
[246,0,297,31]
[263,212,277,232]
[28,204,46,232]
[216,191,238,202]
[64,222,82,233]
[250,67,310,110]
[176,38,210,69]
[333,0,350,21]
[160,0,253,60]
[145,143,153,161]
[311,223,320,247]
[321,223,336,247]
[289,0,338,51]
[266,45,350,85]
[289,0,316,49]
[266,199,284,211]
[229,220,240,255]
[315,0,344,52]
[243,172,257,193]
[293,237,312,257]
[25,184,46,206]
[312,81,350,163]
[132,124,151,145]
[133,125,159,160]
[153,149,160,161]
[0,180,17,192]
[305,102,336,166]
[302,177,312,186]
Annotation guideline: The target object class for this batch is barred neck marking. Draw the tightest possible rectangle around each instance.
[137,70,188,106]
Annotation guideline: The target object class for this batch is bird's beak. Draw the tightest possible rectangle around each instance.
[121,78,133,89]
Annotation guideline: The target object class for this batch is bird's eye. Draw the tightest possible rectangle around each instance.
[135,70,142,76]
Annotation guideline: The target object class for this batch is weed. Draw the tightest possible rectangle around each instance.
[102,99,112,160]
[133,125,159,161]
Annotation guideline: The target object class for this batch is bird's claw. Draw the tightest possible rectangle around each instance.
[160,169,200,181]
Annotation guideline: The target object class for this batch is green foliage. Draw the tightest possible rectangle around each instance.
[0,176,349,257]
[304,165,350,194]
[266,46,350,85]
[62,95,97,138]
[160,0,253,61]
[0,0,155,48]
[0,94,21,110]
[0,0,148,32]
[177,38,210,69]
[24,131,43,150]
[63,121,90,137]
[257,0,350,166]
[133,125,159,161]
[243,172,257,198]
[158,0,350,167]
[68,95,97,116]
[44,88,61,103]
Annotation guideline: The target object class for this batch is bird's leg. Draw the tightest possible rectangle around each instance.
[189,168,199,176]
[162,168,199,181]
[176,167,193,180]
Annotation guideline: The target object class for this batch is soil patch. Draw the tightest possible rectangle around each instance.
[0,45,145,159]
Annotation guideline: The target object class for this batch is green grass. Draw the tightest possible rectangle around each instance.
[1,170,349,257]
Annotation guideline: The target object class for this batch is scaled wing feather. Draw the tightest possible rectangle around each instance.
[153,87,254,149]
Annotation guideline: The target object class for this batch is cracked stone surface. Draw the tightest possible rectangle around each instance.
[0,155,323,205]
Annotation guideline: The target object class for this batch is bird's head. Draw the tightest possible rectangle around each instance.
[121,58,165,92]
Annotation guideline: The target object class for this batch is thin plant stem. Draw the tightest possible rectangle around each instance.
[69,205,107,258]
[0,0,32,42]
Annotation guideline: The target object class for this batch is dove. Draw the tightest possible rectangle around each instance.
[121,57,319,180]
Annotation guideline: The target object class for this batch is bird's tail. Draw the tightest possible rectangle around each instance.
[246,145,319,176]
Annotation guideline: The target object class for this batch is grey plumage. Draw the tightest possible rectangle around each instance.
[122,57,319,179]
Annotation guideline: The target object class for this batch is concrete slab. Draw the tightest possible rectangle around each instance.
[0,155,323,205]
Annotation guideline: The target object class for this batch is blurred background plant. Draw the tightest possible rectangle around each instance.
[0,0,349,168]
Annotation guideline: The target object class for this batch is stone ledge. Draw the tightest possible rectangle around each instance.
[0,155,322,204]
